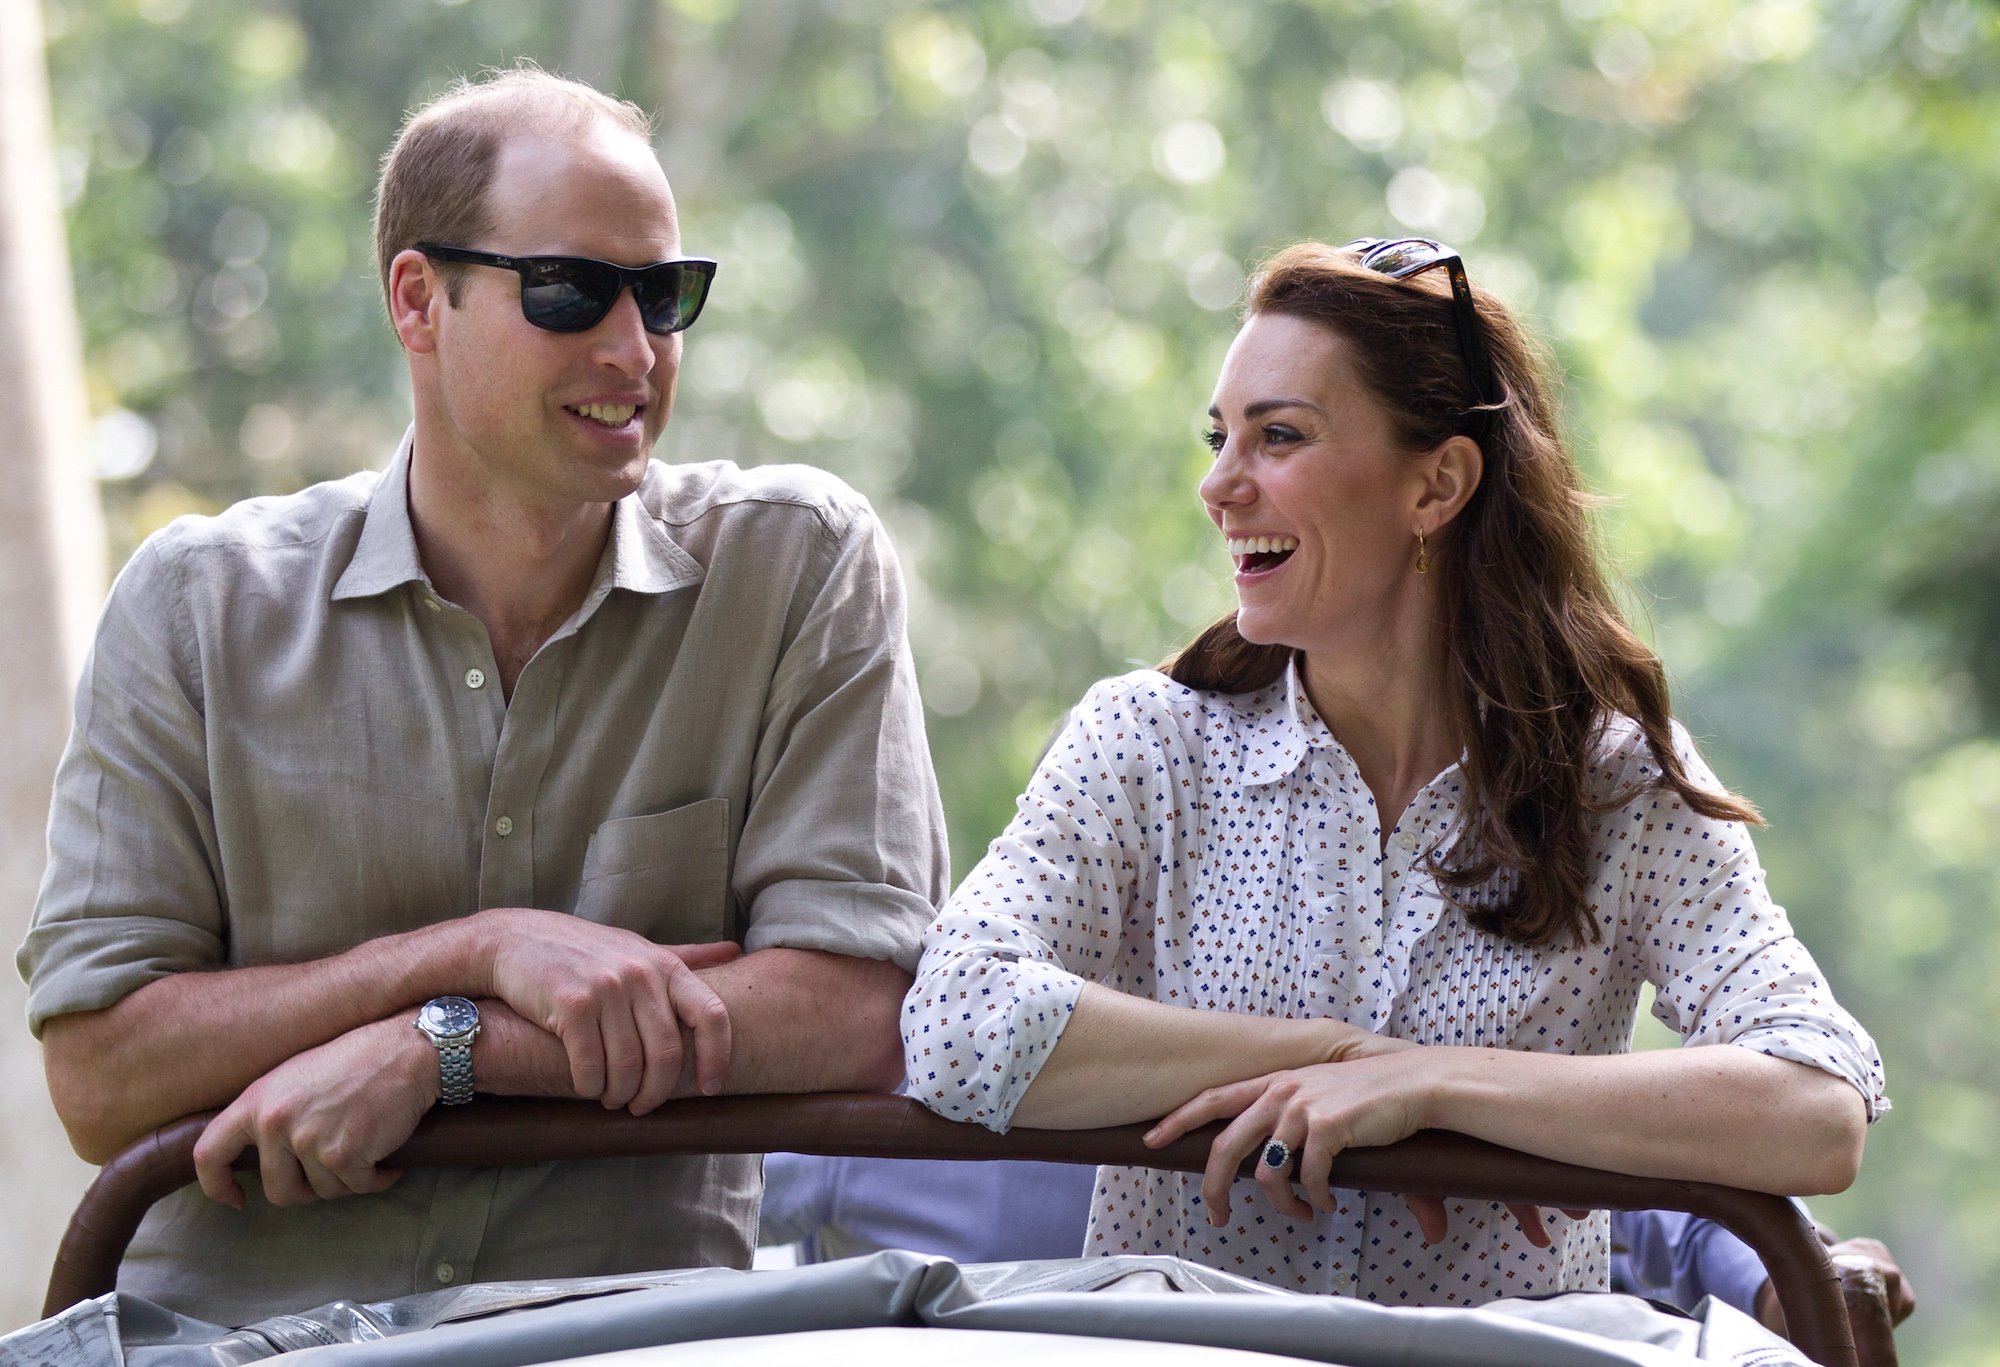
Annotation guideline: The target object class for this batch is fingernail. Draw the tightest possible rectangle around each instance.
[703,1079,721,1096]
[1142,1128,1160,1144]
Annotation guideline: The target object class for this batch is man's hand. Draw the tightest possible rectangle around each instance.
[1756,1234,1917,1333]
[476,909,740,1112]
[194,1017,434,1209]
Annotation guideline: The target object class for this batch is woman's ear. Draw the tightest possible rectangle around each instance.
[388,250,443,356]
[1415,434,1483,530]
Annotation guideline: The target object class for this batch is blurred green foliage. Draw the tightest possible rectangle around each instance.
[43,0,2000,1359]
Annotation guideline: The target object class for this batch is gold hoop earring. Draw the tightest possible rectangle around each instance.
[1415,528,1430,575]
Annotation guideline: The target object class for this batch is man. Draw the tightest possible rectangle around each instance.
[19,68,946,1326]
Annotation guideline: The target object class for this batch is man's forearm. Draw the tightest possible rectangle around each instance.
[692,948,909,1095]
[50,931,904,1165]
[42,917,493,1163]
[456,948,909,1100]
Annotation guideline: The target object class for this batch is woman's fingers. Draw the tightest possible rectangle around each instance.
[1298,1131,1342,1214]
[1251,1122,1315,1220]
[1394,1198,1555,1247]
[1200,1092,1284,1223]
[1145,1076,1268,1148]
[1505,1202,1554,1249]
[1401,1193,1450,1244]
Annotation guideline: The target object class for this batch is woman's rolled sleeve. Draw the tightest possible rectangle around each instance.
[903,901,1085,1130]
[1668,932,1888,1121]
[1623,724,1888,1121]
[903,681,1151,1130]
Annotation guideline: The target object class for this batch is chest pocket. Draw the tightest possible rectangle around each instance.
[575,798,732,944]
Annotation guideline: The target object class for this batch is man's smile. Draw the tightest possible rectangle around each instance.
[568,402,641,427]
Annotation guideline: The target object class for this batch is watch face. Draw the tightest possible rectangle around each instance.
[420,996,479,1037]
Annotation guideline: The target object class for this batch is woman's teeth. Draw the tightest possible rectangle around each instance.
[1228,534,1299,573]
[1226,535,1299,557]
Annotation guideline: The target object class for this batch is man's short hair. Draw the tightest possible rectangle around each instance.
[372,65,654,310]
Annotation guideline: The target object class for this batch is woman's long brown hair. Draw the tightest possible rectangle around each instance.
[1164,242,1759,948]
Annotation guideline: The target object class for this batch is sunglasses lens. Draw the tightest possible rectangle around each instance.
[635,264,711,335]
[1362,240,1441,276]
[519,260,618,332]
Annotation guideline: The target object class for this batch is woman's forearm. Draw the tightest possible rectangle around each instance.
[1011,983,1407,1129]
[1420,1044,1868,1195]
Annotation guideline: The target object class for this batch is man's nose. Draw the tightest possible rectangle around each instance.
[590,288,656,376]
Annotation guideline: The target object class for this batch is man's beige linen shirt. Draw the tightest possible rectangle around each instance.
[20,432,948,1325]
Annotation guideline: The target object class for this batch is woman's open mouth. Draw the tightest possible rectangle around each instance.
[1228,534,1299,574]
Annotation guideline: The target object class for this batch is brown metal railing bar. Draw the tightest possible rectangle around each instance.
[42,1094,1857,1367]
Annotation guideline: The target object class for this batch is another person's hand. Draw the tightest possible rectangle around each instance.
[193,1017,432,1209]
[1144,1050,1574,1247]
[1755,1234,1917,1333]
[477,909,740,1111]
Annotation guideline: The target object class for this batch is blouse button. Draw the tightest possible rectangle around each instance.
[465,668,486,690]
[1396,831,1417,852]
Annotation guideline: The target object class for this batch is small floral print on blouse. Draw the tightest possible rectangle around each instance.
[902,665,1886,1305]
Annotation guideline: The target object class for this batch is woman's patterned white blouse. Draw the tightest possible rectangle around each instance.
[903,665,1887,1304]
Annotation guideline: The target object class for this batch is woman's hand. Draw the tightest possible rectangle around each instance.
[1145,1053,1430,1221]
[1144,1050,1569,1247]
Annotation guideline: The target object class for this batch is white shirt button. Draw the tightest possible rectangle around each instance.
[464,668,486,690]
[435,1261,455,1284]
[494,816,513,837]
[1396,831,1417,852]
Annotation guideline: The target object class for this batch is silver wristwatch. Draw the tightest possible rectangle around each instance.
[414,996,481,1106]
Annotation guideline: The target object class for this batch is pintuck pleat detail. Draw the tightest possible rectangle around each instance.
[1395,907,1551,1049]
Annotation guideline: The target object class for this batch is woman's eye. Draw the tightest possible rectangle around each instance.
[1264,425,1302,447]
[1201,428,1225,453]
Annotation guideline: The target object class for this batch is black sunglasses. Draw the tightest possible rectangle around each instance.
[416,243,717,335]
[1338,237,1498,427]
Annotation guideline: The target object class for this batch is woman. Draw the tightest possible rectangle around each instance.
[901,238,1885,1303]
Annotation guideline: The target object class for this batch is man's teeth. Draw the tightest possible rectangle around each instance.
[574,403,637,425]
[1226,535,1300,557]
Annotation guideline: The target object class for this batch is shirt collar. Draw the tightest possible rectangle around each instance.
[333,427,705,604]
[599,470,705,597]
[1238,656,1341,787]
[331,428,425,601]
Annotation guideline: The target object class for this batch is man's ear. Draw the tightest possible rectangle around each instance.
[1415,434,1483,531]
[388,250,443,356]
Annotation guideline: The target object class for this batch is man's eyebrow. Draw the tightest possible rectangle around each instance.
[1206,398,1324,420]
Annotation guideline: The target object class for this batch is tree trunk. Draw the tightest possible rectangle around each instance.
[0,0,107,1331]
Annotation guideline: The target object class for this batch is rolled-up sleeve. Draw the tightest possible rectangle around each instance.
[732,500,948,973]
[902,680,1155,1130]
[18,534,227,1035]
[1622,724,1888,1120]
